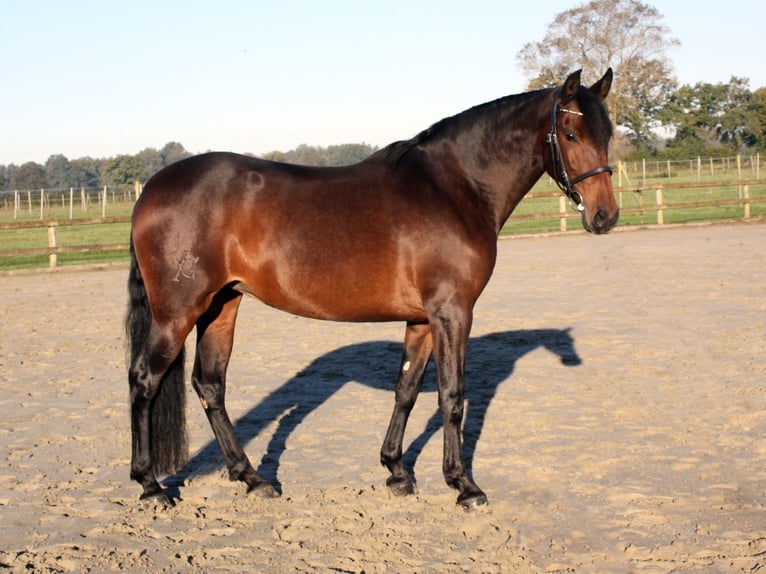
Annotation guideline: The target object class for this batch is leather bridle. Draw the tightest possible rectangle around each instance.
[546,87,613,212]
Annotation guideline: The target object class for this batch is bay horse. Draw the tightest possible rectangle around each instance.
[126,69,618,509]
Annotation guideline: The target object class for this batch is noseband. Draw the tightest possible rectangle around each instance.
[546,88,613,212]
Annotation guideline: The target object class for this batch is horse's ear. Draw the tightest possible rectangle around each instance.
[560,69,582,105]
[590,68,613,101]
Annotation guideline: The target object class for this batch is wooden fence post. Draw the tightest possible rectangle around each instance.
[737,155,743,200]
[47,224,57,268]
[656,187,664,225]
[743,184,750,219]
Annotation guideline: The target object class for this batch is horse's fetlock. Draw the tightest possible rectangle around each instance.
[227,459,253,482]
[380,445,403,469]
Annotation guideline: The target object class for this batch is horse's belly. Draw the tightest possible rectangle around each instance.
[232,264,425,323]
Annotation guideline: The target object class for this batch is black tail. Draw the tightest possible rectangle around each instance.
[126,242,188,475]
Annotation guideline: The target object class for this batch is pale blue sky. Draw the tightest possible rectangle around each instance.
[2,0,764,165]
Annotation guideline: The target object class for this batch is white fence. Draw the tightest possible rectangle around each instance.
[0,184,139,220]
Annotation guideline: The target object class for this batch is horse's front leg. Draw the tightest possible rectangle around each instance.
[430,304,488,509]
[380,322,433,496]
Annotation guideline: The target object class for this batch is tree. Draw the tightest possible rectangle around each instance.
[137,147,165,180]
[662,77,760,153]
[287,144,324,166]
[749,87,766,150]
[324,143,378,165]
[45,154,73,189]
[0,164,13,190]
[103,154,147,188]
[516,0,679,150]
[160,141,190,166]
[135,143,190,182]
[261,143,378,166]
[69,157,103,189]
[261,150,286,162]
[12,161,46,190]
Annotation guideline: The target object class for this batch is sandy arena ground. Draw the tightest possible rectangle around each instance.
[0,221,764,573]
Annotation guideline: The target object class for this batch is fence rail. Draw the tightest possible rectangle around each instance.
[509,178,766,232]
[1,179,765,270]
[0,216,131,269]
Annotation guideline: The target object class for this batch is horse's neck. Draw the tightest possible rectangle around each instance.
[426,95,549,234]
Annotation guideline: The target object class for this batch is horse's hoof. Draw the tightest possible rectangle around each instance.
[139,489,175,508]
[247,482,279,498]
[458,492,489,511]
[386,475,416,496]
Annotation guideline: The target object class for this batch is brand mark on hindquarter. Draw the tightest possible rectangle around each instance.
[173,251,199,282]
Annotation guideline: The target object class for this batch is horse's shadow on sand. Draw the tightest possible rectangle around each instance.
[169,328,581,495]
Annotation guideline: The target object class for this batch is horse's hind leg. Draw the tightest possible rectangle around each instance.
[192,288,278,498]
[380,322,433,496]
[129,322,190,502]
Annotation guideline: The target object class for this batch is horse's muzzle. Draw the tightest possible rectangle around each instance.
[584,207,619,234]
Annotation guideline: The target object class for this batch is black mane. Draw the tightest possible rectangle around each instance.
[368,81,612,168]
[369,89,547,165]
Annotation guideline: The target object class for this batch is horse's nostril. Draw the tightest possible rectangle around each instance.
[591,207,618,234]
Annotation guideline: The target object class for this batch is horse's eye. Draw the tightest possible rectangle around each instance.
[565,133,577,142]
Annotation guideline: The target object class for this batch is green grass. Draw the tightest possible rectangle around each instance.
[0,210,133,271]
[0,222,130,247]
[500,175,766,234]
[1,250,132,270]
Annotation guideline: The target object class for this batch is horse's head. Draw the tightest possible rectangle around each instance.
[544,69,619,234]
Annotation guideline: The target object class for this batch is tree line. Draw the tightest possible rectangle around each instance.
[0,142,191,193]
[0,142,379,192]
